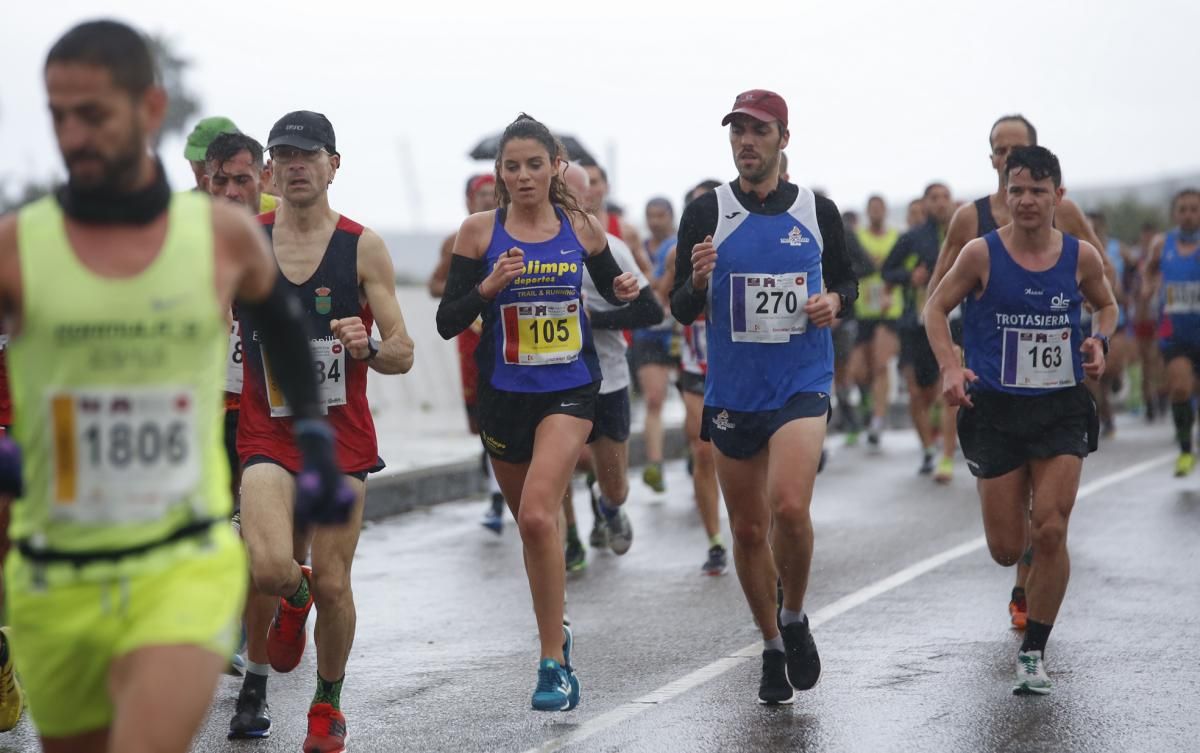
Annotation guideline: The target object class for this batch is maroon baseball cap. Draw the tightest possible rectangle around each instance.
[721,89,788,129]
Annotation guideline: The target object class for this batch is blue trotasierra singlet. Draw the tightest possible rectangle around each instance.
[704,183,832,411]
[477,207,601,393]
[1159,230,1200,346]
[963,231,1085,395]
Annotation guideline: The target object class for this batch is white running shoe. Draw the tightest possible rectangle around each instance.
[1013,650,1051,695]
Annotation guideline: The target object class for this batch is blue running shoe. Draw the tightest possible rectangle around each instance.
[532,659,579,711]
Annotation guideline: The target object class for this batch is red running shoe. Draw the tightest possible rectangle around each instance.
[1009,592,1028,631]
[266,565,313,673]
[304,703,347,753]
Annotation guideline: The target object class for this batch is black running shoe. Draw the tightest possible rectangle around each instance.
[228,686,271,739]
[758,650,793,705]
[918,453,935,475]
[781,618,821,691]
[701,545,727,576]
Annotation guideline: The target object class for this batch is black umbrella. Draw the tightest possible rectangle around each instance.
[469,132,597,165]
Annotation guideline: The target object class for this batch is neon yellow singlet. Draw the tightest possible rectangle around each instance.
[854,227,903,320]
[9,193,230,560]
[259,193,279,214]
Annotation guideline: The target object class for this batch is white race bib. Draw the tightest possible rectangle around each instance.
[224,322,243,394]
[1164,281,1200,315]
[500,299,583,365]
[264,339,347,417]
[730,273,808,343]
[49,387,200,523]
[1000,327,1076,389]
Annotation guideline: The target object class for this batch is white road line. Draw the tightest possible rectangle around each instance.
[521,452,1174,753]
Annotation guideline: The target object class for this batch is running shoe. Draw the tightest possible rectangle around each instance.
[919,452,935,475]
[844,430,860,448]
[1175,452,1195,477]
[642,462,666,493]
[588,481,608,548]
[481,492,505,535]
[1009,588,1028,631]
[866,430,882,453]
[934,456,954,484]
[228,685,271,739]
[605,507,633,555]
[228,651,247,676]
[757,650,793,705]
[0,627,24,732]
[266,565,313,673]
[303,703,348,753]
[1012,650,1051,696]
[565,536,587,572]
[780,618,822,690]
[701,545,728,576]
[531,658,580,711]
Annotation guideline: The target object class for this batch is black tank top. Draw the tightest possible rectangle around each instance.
[974,196,998,237]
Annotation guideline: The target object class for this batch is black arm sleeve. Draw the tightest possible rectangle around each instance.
[670,192,718,324]
[435,254,488,340]
[881,233,914,285]
[238,273,324,422]
[583,246,626,306]
[815,196,859,316]
[589,286,664,330]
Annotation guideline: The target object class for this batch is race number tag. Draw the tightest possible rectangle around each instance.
[1000,328,1076,389]
[1164,281,1200,314]
[730,273,808,343]
[49,387,200,523]
[224,321,243,394]
[864,279,890,312]
[500,300,583,365]
[265,339,347,417]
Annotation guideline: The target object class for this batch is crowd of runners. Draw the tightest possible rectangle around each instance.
[0,17,1196,753]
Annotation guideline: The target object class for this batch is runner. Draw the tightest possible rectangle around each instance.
[202,130,268,677]
[184,115,238,189]
[0,20,349,752]
[928,113,1114,630]
[233,110,415,749]
[630,196,678,494]
[427,174,506,532]
[582,163,644,266]
[656,179,727,574]
[849,195,902,449]
[671,90,858,703]
[906,198,927,231]
[925,145,1115,695]
[1084,211,1134,438]
[1144,188,1200,476]
[883,182,957,480]
[560,161,663,567]
[436,114,638,711]
[1130,221,1166,421]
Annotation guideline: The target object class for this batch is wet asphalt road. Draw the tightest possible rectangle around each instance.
[2,419,1196,753]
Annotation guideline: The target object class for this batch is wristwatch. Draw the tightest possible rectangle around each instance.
[1093,333,1110,356]
[358,336,380,361]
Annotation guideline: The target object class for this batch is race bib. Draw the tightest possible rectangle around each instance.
[1001,328,1076,389]
[501,300,583,365]
[265,339,347,417]
[730,273,808,343]
[49,387,200,523]
[1164,281,1200,314]
[864,279,890,312]
[224,322,243,394]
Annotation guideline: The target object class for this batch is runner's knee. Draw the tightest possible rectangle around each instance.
[730,517,768,549]
[310,566,353,610]
[1030,516,1067,554]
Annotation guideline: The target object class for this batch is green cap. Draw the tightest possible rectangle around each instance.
[183,116,239,161]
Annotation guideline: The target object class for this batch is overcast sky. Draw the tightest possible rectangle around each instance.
[2,1,1196,235]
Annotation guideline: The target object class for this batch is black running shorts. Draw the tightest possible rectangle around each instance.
[478,381,600,464]
[957,384,1098,479]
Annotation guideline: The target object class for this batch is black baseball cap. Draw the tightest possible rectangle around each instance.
[267,110,337,153]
